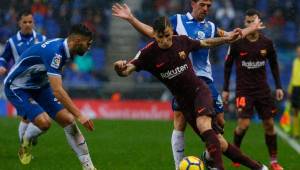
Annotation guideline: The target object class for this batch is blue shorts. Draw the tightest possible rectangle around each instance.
[4,84,64,122]
[172,76,224,114]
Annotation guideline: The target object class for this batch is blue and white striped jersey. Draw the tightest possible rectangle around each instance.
[170,12,218,80]
[4,38,71,90]
[0,30,46,68]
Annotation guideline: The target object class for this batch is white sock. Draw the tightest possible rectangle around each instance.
[23,123,43,143]
[18,121,29,143]
[171,130,185,170]
[64,122,94,168]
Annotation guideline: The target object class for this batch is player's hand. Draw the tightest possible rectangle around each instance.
[78,115,94,131]
[114,60,128,76]
[222,91,230,104]
[276,89,284,101]
[0,66,7,76]
[249,16,265,32]
[225,31,240,43]
[112,3,133,21]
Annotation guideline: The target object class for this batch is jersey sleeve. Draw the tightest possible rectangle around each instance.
[181,35,201,51]
[130,50,148,72]
[267,42,282,89]
[0,41,13,68]
[43,49,64,77]
[169,14,178,34]
[223,45,236,91]
[130,42,153,71]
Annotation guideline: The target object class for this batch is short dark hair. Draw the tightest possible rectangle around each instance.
[17,9,32,21]
[69,24,94,40]
[152,16,172,34]
[245,9,261,18]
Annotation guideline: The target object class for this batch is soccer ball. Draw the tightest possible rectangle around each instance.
[179,156,205,170]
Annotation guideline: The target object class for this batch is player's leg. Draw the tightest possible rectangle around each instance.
[4,87,50,164]
[234,118,251,148]
[202,134,267,170]
[202,77,225,128]
[35,85,96,170]
[19,118,40,146]
[18,118,30,143]
[171,98,186,170]
[257,94,283,170]
[54,109,96,170]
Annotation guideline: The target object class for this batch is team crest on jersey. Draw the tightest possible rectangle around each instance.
[197,31,206,40]
[260,49,267,57]
[179,51,186,59]
[51,54,62,69]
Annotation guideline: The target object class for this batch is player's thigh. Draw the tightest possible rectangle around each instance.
[33,85,64,120]
[262,117,275,133]
[237,118,251,130]
[4,87,45,122]
[235,95,254,119]
[255,94,277,120]
[33,112,52,131]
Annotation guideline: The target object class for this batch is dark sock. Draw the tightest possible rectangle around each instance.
[233,128,247,148]
[265,134,277,162]
[224,143,261,169]
[201,129,224,170]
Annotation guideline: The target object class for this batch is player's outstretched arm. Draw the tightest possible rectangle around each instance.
[114,60,136,77]
[200,30,240,47]
[48,75,94,131]
[112,3,154,38]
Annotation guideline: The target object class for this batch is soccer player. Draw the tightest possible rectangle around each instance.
[112,1,262,169]
[222,9,284,170]
[114,16,268,170]
[0,10,46,146]
[4,24,96,170]
[288,45,300,138]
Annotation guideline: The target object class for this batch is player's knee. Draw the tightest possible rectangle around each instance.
[263,119,275,134]
[36,118,51,131]
[63,113,75,126]
[217,134,228,152]
[174,111,186,131]
[196,115,212,133]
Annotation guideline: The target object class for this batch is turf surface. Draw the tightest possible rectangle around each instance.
[0,118,298,170]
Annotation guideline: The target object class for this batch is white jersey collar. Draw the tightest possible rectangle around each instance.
[186,12,206,23]
[17,29,37,41]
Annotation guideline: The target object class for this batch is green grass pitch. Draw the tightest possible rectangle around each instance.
[0,117,299,170]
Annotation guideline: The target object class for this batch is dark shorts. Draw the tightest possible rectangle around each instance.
[235,92,277,120]
[291,87,300,109]
[172,76,224,114]
[178,89,223,136]
[4,84,64,122]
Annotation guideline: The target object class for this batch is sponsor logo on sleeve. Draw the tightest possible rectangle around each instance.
[50,53,62,69]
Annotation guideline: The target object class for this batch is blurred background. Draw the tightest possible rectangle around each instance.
[0,0,299,119]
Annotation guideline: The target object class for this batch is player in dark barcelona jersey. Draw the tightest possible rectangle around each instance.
[114,16,268,170]
[222,9,284,170]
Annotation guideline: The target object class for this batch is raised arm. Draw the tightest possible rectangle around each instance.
[114,60,136,77]
[112,3,154,38]
[200,30,240,47]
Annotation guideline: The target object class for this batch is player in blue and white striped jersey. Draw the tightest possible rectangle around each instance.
[0,10,46,148]
[112,1,264,169]
[4,24,96,170]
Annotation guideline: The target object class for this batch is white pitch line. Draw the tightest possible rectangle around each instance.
[275,125,300,154]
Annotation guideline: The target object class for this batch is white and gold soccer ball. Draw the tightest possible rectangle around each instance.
[179,156,205,170]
